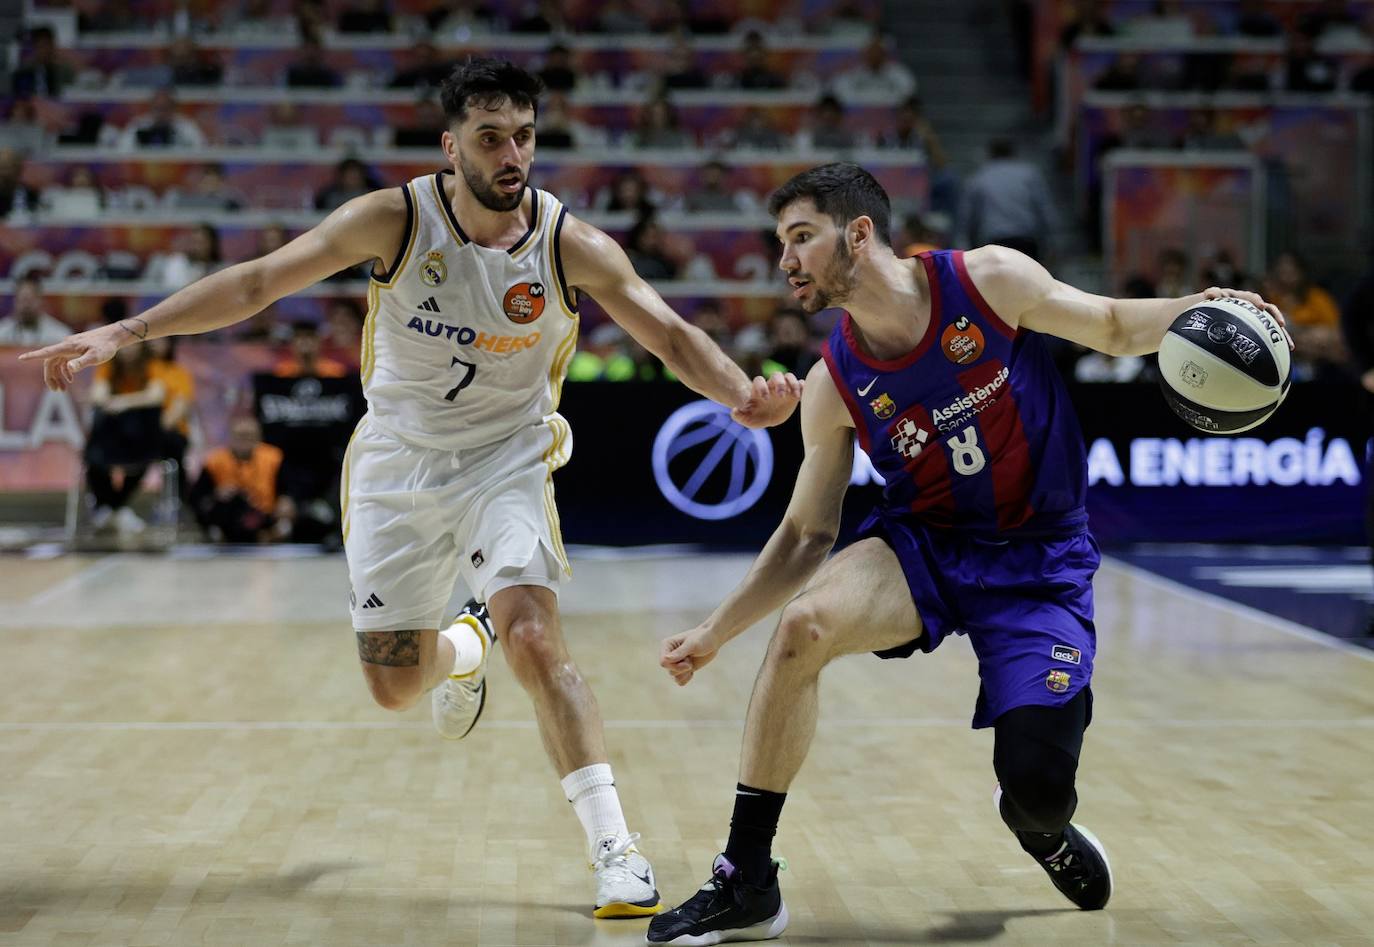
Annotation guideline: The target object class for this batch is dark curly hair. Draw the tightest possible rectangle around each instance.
[767,162,891,247]
[439,57,544,125]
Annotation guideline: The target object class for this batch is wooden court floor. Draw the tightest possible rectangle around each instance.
[2,551,1372,946]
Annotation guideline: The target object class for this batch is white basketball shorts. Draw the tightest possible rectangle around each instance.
[341,413,573,632]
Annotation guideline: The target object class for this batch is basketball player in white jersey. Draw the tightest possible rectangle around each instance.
[22,59,802,918]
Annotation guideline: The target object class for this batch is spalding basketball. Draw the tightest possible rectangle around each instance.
[1157,297,1291,433]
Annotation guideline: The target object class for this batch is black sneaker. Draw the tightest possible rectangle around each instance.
[646,854,788,945]
[1029,823,1113,911]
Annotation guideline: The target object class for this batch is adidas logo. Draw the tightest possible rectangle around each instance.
[418,297,441,313]
[360,593,385,609]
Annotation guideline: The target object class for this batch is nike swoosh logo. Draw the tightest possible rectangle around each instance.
[633,870,653,886]
[857,378,877,396]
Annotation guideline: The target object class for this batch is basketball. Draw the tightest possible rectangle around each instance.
[1157,297,1292,433]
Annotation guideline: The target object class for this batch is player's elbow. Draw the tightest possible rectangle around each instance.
[1101,307,1136,358]
[795,525,838,561]
[234,260,272,311]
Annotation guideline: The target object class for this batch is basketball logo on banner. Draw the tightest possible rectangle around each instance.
[652,401,773,521]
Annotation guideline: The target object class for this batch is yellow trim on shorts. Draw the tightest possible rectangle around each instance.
[541,415,572,575]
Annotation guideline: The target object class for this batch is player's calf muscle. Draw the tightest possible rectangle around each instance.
[356,630,421,666]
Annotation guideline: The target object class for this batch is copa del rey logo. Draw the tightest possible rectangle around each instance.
[891,417,930,460]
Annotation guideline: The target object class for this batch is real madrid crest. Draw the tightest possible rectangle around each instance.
[420,250,447,287]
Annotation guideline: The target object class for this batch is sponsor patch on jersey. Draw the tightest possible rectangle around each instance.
[941,315,985,365]
[1051,644,1081,665]
[890,417,930,460]
[420,250,447,287]
[503,281,546,324]
[870,392,895,419]
[1046,669,1072,693]
[404,316,540,353]
[471,549,484,568]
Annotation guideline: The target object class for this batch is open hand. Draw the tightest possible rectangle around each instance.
[660,624,723,686]
[731,372,803,429]
[1202,287,1293,350]
[18,325,124,391]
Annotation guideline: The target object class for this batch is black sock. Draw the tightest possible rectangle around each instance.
[724,783,786,882]
[1017,829,1067,858]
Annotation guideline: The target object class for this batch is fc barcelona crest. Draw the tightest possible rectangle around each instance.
[420,250,447,287]
[870,392,895,419]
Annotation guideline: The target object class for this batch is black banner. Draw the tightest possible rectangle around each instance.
[551,382,1367,548]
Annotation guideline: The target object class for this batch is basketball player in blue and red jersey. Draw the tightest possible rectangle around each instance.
[648,163,1290,945]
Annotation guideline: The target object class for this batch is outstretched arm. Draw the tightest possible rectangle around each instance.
[660,361,854,685]
[965,244,1291,357]
[21,189,407,391]
[559,214,802,428]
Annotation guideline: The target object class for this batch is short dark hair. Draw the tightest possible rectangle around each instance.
[439,57,544,126]
[16,273,42,291]
[767,162,891,246]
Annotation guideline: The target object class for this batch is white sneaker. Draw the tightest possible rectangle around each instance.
[593,832,662,919]
[431,600,495,740]
[114,506,146,535]
[90,506,114,531]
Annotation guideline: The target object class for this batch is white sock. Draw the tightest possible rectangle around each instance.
[439,616,488,677]
[560,763,630,860]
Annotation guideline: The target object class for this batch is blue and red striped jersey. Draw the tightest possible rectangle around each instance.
[821,249,1088,537]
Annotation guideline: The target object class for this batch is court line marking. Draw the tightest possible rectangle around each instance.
[2,718,1373,732]
[24,556,125,607]
[1102,557,1374,665]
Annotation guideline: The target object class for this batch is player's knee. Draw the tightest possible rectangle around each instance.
[997,752,1078,833]
[359,664,423,712]
[501,615,561,680]
[771,598,831,667]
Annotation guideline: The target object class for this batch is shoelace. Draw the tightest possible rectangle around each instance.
[439,676,480,711]
[1047,848,1091,887]
[593,832,646,885]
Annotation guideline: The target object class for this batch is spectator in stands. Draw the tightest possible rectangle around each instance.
[1264,251,1348,379]
[1123,0,1196,41]
[286,33,342,88]
[337,0,394,34]
[958,138,1056,262]
[832,35,917,103]
[1285,29,1339,93]
[1109,103,1174,150]
[389,42,451,90]
[603,168,656,214]
[256,223,289,257]
[685,160,743,213]
[512,0,569,34]
[826,0,879,36]
[593,0,649,34]
[882,96,958,217]
[170,163,243,211]
[624,214,679,280]
[167,36,223,87]
[633,96,694,149]
[44,165,104,218]
[117,89,207,150]
[427,0,498,37]
[1299,0,1362,38]
[1236,0,1282,37]
[766,308,815,376]
[11,26,74,98]
[533,92,582,149]
[223,0,298,36]
[690,299,732,349]
[147,336,194,496]
[262,101,319,148]
[1201,248,1251,291]
[538,43,577,92]
[1060,0,1116,47]
[1153,247,1191,297]
[315,159,380,211]
[1,99,47,153]
[662,35,709,90]
[323,299,365,369]
[78,3,140,33]
[0,148,39,218]
[1094,53,1144,92]
[393,98,447,148]
[1178,108,1244,150]
[901,212,943,257]
[737,31,787,89]
[275,321,349,378]
[85,346,166,535]
[150,224,223,289]
[797,95,853,151]
[191,415,283,543]
[0,275,69,346]
[728,107,787,151]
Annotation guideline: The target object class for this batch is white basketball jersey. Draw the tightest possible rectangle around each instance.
[360,172,580,452]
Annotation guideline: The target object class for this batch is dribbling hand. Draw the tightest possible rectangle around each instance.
[660,624,722,686]
[732,372,803,429]
[18,325,124,392]
[1201,287,1293,350]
